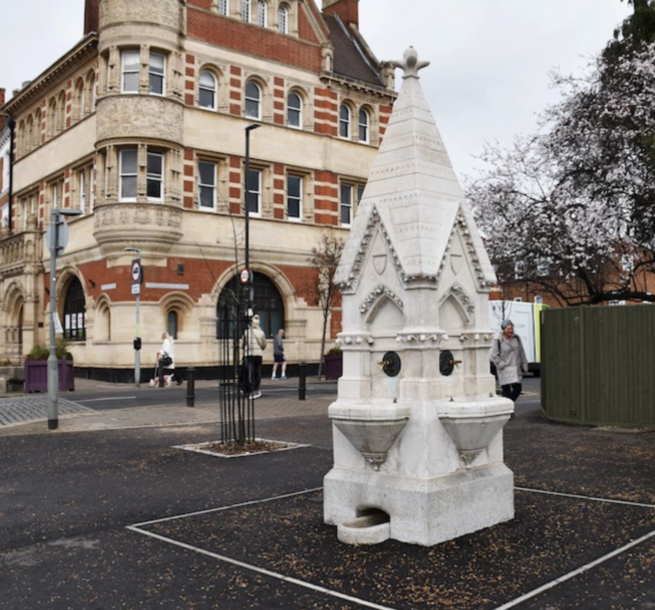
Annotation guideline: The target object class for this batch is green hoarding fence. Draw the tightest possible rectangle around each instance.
[542,305,655,428]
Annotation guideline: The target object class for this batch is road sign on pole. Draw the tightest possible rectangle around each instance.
[131,259,143,295]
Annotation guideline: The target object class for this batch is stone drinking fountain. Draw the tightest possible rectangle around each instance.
[323,48,515,547]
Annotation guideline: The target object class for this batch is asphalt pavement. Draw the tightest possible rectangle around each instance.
[1,375,654,609]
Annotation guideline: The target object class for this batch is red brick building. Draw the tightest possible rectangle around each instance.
[0,0,396,379]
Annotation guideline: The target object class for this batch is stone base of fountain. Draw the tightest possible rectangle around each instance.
[324,462,514,546]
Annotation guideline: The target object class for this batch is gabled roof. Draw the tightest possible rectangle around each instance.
[323,15,386,87]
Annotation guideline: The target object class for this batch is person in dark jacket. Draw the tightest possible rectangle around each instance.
[271,329,287,379]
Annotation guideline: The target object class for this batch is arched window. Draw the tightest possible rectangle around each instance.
[257,0,267,27]
[47,98,57,138]
[63,277,86,341]
[167,310,178,339]
[287,91,302,128]
[278,4,289,34]
[56,92,66,132]
[33,109,42,148]
[95,301,111,341]
[75,78,85,120]
[16,121,25,155]
[217,272,284,339]
[241,0,251,22]
[26,116,34,152]
[86,70,96,113]
[245,81,261,119]
[199,70,217,109]
[339,104,351,139]
[358,108,370,143]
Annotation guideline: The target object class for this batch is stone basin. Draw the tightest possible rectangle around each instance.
[329,400,410,469]
[438,397,513,467]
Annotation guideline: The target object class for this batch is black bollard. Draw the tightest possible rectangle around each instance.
[158,360,165,388]
[186,367,195,407]
[298,361,306,401]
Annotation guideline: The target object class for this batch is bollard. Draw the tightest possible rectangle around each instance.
[186,367,195,408]
[298,361,306,401]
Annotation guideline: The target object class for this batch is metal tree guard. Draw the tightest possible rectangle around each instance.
[217,287,255,445]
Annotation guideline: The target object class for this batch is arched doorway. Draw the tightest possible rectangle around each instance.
[216,272,285,338]
[63,276,86,341]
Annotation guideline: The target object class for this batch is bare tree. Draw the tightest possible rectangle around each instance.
[308,233,345,380]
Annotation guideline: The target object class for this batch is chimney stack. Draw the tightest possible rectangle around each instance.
[84,0,100,34]
[322,0,359,28]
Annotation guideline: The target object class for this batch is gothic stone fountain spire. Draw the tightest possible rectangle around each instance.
[324,47,515,547]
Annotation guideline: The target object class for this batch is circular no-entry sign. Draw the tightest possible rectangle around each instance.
[131,260,142,284]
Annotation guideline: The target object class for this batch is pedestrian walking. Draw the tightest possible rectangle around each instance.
[151,331,176,387]
[241,314,267,399]
[271,328,287,379]
[489,319,528,406]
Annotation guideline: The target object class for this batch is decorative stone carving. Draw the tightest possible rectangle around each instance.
[93,202,183,259]
[96,96,184,144]
[359,285,403,315]
[100,0,183,32]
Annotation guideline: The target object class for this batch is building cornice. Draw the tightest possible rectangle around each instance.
[320,71,397,100]
[2,33,99,115]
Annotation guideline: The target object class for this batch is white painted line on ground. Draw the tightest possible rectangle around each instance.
[130,487,324,528]
[127,485,655,610]
[491,527,655,610]
[517,486,655,509]
[81,396,137,403]
[173,438,311,459]
[126,524,399,610]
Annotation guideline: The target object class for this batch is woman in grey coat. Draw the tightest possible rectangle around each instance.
[490,319,528,403]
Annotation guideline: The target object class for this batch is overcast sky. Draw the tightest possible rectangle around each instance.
[1,0,633,182]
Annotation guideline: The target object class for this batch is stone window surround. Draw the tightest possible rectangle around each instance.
[244,78,264,120]
[99,144,179,205]
[73,69,97,122]
[15,68,96,159]
[286,173,302,222]
[198,159,218,210]
[19,191,39,231]
[339,181,365,227]
[198,69,218,110]
[71,160,95,215]
[101,45,182,101]
[286,89,303,129]
[245,165,263,216]
[339,103,351,139]
[340,99,378,145]
[45,176,65,225]
[257,0,268,27]
[212,0,298,37]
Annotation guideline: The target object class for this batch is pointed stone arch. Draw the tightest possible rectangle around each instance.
[1,280,26,361]
[94,293,112,342]
[438,284,475,329]
[363,290,404,333]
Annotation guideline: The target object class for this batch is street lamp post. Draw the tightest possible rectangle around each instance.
[125,247,142,387]
[48,207,83,430]
[244,123,260,316]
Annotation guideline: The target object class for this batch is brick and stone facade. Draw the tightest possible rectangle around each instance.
[0,0,396,380]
